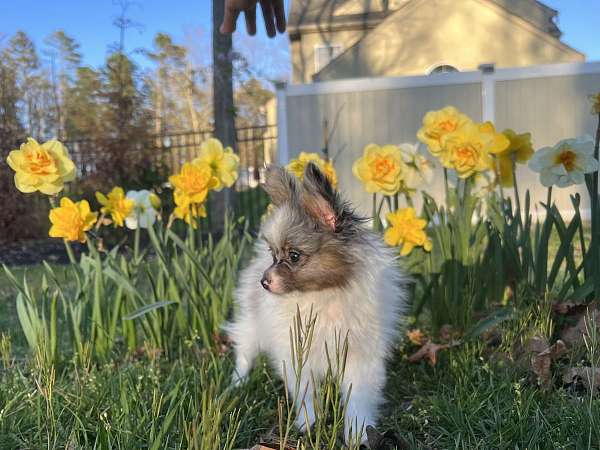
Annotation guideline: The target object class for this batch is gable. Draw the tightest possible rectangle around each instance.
[315,0,583,81]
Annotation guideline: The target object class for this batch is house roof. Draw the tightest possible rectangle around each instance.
[288,0,562,37]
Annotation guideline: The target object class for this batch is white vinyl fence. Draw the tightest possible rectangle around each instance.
[276,61,600,218]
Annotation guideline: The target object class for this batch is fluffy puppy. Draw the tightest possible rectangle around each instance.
[226,162,408,442]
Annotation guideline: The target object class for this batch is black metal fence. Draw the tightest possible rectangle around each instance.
[64,124,277,231]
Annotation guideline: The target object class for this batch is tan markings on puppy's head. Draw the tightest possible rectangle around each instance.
[258,163,366,295]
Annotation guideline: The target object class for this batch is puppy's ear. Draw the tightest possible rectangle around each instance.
[262,165,298,206]
[301,162,338,231]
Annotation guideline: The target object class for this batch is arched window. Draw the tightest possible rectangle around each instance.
[430,64,459,74]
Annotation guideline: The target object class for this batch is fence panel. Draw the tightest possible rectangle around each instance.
[277,62,600,218]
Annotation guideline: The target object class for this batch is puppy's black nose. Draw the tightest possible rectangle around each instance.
[261,276,271,291]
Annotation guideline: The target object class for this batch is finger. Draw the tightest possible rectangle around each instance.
[245,6,257,36]
[272,0,286,33]
[220,4,241,34]
[259,0,276,38]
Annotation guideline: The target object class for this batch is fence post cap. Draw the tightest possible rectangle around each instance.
[478,63,496,74]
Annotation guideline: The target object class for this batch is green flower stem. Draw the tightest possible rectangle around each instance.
[64,241,77,265]
[443,168,450,206]
[592,113,600,301]
[133,226,141,262]
[512,158,523,231]
[372,194,384,232]
[385,195,393,214]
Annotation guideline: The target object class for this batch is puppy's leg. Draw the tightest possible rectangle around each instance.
[227,319,259,386]
[282,365,317,432]
[342,360,385,444]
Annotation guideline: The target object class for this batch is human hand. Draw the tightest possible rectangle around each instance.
[220,0,286,38]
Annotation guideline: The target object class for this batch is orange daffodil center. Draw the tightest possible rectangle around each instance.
[384,207,432,256]
[49,198,98,243]
[555,147,577,172]
[6,138,76,195]
[287,152,338,188]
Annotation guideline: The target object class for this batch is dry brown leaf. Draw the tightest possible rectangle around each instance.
[563,367,600,393]
[406,329,426,346]
[525,337,567,390]
[408,340,451,366]
[560,305,600,346]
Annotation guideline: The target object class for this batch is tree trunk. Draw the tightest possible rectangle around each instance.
[212,0,237,223]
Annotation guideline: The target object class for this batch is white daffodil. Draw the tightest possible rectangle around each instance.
[125,189,161,230]
[529,137,599,188]
[398,143,435,191]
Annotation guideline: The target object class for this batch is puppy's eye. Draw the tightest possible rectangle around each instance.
[289,250,300,263]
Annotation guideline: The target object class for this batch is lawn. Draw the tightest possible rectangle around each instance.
[0,234,598,450]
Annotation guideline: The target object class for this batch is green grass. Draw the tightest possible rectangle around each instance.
[1,266,599,449]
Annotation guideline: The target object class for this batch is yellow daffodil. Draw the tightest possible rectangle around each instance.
[286,152,338,188]
[49,198,97,243]
[352,144,405,195]
[95,186,135,227]
[417,106,472,164]
[591,92,600,115]
[169,161,218,204]
[6,138,76,195]
[493,129,534,187]
[529,137,599,188]
[194,138,239,191]
[441,122,509,178]
[173,190,207,227]
[384,207,432,256]
[169,161,217,225]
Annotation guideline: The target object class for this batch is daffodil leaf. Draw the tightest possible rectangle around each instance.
[123,300,178,321]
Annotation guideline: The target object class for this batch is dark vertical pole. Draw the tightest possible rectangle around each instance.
[212,0,237,227]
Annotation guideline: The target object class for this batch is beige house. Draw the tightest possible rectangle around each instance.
[288,0,584,83]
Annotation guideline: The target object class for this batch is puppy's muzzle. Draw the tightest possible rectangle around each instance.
[260,275,271,291]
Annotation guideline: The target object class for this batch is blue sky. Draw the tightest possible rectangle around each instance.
[0,0,598,78]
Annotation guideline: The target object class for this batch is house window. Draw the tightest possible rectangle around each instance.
[430,64,459,74]
[314,44,343,73]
